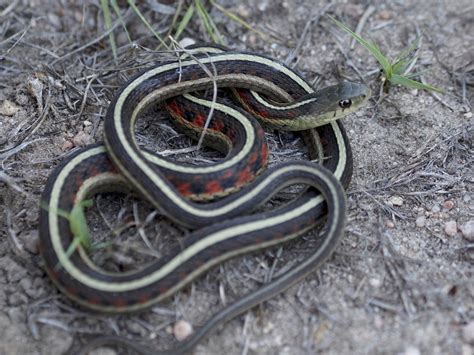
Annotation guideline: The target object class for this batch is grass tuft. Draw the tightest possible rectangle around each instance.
[329,15,442,93]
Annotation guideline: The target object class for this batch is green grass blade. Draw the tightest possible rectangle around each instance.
[110,0,132,43]
[127,0,169,49]
[210,0,268,40]
[100,0,117,61]
[195,0,223,44]
[393,35,421,63]
[328,15,392,75]
[391,74,443,93]
[392,35,421,74]
[174,4,195,40]
[91,241,111,250]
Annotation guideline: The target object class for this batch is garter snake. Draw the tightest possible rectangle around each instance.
[38,48,370,353]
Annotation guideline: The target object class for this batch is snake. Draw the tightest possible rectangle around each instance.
[38,48,370,354]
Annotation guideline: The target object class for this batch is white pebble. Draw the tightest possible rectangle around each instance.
[388,195,404,206]
[236,4,250,18]
[444,220,457,237]
[415,216,425,228]
[0,99,20,116]
[460,220,474,241]
[173,320,193,341]
[179,37,196,48]
[257,0,269,11]
[462,321,474,344]
[462,344,472,355]
[404,346,421,355]
[369,278,382,288]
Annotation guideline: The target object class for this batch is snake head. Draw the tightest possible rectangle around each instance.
[298,81,371,129]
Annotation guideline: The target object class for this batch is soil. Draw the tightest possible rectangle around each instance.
[0,0,473,354]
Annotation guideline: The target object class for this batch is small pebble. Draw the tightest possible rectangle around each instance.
[388,195,404,206]
[61,140,74,151]
[385,220,395,229]
[257,0,269,11]
[443,200,455,210]
[431,205,441,213]
[48,76,65,90]
[247,33,257,46]
[444,220,457,237]
[47,13,62,29]
[415,206,425,215]
[377,10,392,20]
[27,77,44,109]
[461,344,472,355]
[462,321,474,344]
[404,346,421,355]
[173,320,193,341]
[0,99,20,116]
[72,131,91,147]
[236,4,250,18]
[126,321,147,336]
[263,321,274,334]
[440,212,450,219]
[460,220,474,241]
[179,37,195,48]
[415,216,425,228]
[19,230,40,254]
[374,314,384,328]
[464,111,473,119]
[369,278,382,288]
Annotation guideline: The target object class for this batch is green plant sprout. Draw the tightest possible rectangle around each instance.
[329,15,442,94]
[41,200,108,269]
[194,0,224,44]
[99,0,266,56]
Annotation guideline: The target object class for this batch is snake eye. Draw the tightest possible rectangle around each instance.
[338,99,352,109]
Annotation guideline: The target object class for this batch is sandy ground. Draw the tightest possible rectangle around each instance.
[0,0,473,354]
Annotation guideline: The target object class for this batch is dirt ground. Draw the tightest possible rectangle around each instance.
[0,0,473,354]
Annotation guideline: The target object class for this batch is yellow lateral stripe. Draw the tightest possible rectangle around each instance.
[50,161,332,292]
[111,53,346,217]
[143,95,257,174]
